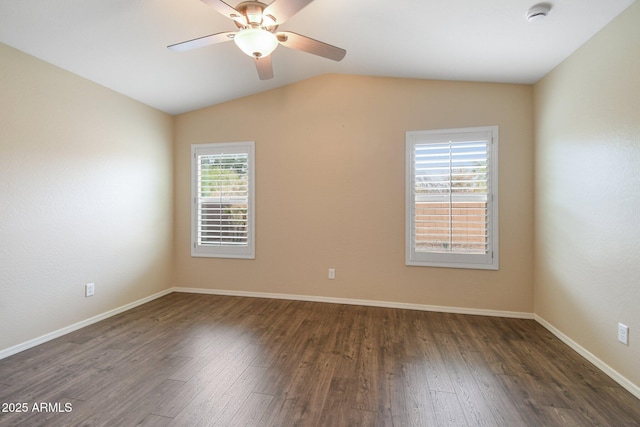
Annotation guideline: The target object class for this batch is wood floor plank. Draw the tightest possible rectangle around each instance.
[316,376,355,426]
[64,354,190,426]
[541,406,589,427]
[286,351,339,425]
[495,373,573,426]
[431,390,469,426]
[399,362,439,426]
[434,332,502,426]
[378,338,408,425]
[256,396,298,427]
[0,293,639,427]
[353,306,383,413]
[138,413,173,427]
[459,349,528,426]
[347,407,380,426]
[249,306,308,369]
[224,391,275,426]
[0,342,81,388]
[152,340,259,418]
[410,316,457,393]
[179,365,268,426]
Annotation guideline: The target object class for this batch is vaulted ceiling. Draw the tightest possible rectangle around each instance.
[0,0,634,115]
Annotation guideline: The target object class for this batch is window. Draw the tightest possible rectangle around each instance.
[406,126,498,270]
[191,142,255,259]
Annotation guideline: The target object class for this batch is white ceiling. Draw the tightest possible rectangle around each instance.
[0,0,634,115]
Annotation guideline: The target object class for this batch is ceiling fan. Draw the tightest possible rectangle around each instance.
[168,0,346,80]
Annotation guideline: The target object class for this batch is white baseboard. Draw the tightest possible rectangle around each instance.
[170,286,534,319]
[0,288,173,361]
[535,314,640,400]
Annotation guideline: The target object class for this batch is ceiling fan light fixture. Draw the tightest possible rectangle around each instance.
[234,28,278,58]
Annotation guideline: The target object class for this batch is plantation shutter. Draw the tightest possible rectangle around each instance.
[406,127,498,270]
[192,142,255,259]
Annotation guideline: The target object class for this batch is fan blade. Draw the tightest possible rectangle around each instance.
[168,31,236,52]
[264,0,314,24]
[277,31,346,61]
[200,0,246,26]
[254,56,274,80]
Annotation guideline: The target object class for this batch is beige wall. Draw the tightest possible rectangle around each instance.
[0,43,174,351]
[534,2,640,389]
[174,75,534,313]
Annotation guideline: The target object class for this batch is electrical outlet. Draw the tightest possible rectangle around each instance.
[85,283,95,297]
[618,323,629,345]
[328,268,335,280]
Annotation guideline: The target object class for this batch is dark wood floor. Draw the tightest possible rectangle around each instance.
[1,293,639,426]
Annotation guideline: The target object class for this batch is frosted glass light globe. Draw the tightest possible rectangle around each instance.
[234,28,278,58]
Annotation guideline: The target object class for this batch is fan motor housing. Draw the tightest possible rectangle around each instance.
[233,1,278,32]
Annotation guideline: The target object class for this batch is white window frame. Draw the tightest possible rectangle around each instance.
[191,142,255,259]
[406,126,498,270]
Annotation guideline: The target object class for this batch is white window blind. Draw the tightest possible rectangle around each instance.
[406,127,498,270]
[191,142,255,259]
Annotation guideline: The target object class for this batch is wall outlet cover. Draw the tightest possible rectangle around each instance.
[85,283,95,297]
[618,323,629,345]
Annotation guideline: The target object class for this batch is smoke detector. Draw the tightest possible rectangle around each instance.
[526,3,552,22]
